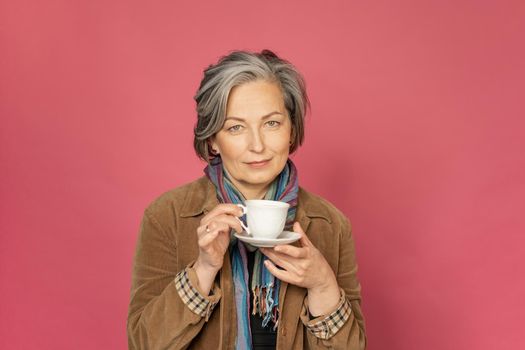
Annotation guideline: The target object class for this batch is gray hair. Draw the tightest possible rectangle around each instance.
[193,49,309,162]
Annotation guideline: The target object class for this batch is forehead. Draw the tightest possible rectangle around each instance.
[226,80,285,118]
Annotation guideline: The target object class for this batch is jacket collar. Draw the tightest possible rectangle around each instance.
[179,176,333,226]
[179,177,218,217]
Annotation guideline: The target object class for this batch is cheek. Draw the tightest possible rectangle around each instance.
[219,139,245,160]
[271,132,292,153]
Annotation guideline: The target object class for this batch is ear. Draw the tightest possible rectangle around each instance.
[208,137,220,155]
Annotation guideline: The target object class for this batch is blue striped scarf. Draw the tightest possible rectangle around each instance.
[204,156,298,350]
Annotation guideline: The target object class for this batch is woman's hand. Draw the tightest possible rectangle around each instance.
[193,204,243,294]
[261,222,341,316]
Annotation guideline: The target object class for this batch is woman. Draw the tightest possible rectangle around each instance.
[127,50,366,349]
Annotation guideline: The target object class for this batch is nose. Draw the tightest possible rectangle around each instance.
[248,128,265,153]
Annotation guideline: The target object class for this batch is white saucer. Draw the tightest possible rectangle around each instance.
[234,231,301,248]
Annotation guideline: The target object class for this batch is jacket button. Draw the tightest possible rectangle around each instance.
[281,326,286,336]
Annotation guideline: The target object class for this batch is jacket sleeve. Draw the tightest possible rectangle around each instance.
[127,209,221,350]
[301,217,367,349]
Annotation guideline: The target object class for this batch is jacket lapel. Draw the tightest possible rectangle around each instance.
[277,191,312,349]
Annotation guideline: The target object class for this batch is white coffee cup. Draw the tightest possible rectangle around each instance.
[236,200,290,239]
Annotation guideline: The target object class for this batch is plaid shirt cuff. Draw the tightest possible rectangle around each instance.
[300,288,352,340]
[174,265,221,321]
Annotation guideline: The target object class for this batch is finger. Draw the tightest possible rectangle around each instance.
[197,221,215,239]
[201,204,243,224]
[197,224,207,238]
[260,248,299,274]
[261,247,301,263]
[198,221,229,245]
[263,260,295,284]
[197,220,219,238]
[198,230,219,247]
[273,244,308,258]
[294,222,313,247]
[199,214,243,237]
[210,214,244,233]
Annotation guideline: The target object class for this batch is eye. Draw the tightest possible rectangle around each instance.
[266,120,280,128]
[227,125,243,133]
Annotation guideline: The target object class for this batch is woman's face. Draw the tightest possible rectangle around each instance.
[211,80,292,199]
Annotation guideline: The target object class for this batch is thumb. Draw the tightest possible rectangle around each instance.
[294,222,312,247]
[293,221,304,233]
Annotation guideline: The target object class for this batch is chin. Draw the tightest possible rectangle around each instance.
[244,174,275,186]
[241,169,278,185]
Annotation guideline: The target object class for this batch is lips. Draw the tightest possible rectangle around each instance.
[247,159,271,165]
[246,159,271,167]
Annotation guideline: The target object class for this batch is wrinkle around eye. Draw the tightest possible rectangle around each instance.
[226,124,244,133]
[265,120,281,128]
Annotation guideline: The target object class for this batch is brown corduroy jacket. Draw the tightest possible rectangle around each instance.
[127,176,366,349]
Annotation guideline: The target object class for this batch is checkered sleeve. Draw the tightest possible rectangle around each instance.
[300,288,352,340]
[174,265,221,322]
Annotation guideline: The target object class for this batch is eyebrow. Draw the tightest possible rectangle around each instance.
[225,111,283,122]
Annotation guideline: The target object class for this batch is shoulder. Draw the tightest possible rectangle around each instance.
[143,176,211,227]
[298,187,351,230]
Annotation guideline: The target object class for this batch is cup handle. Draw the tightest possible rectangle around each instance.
[236,204,250,235]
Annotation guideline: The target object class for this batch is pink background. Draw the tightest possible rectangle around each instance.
[1,1,524,349]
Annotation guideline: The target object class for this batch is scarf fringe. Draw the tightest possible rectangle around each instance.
[252,283,279,328]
